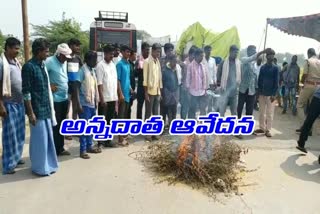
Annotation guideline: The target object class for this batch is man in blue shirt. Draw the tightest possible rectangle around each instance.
[46,43,72,156]
[297,87,320,163]
[254,48,279,138]
[116,45,132,146]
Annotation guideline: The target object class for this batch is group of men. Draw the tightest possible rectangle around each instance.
[1,34,320,176]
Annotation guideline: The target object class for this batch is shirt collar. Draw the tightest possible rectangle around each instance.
[31,57,44,66]
[104,59,113,65]
[149,55,158,62]
[120,58,129,64]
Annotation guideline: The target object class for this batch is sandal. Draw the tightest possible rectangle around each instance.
[87,147,102,154]
[80,153,90,159]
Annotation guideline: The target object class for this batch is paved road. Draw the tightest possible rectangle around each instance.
[1,103,320,214]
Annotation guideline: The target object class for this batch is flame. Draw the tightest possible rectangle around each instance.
[177,135,207,167]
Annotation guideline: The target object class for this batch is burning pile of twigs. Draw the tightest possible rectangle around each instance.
[130,135,248,196]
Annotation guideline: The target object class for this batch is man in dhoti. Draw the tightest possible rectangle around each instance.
[0,37,25,174]
[22,38,58,176]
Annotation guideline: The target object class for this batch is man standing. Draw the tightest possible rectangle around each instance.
[282,55,300,115]
[296,48,320,135]
[143,43,162,142]
[254,48,279,138]
[296,86,320,154]
[160,43,174,125]
[0,37,25,174]
[162,55,180,126]
[186,48,207,119]
[180,46,197,119]
[96,45,118,148]
[203,45,217,113]
[217,45,241,117]
[135,42,150,120]
[22,38,58,176]
[113,43,122,65]
[128,49,137,119]
[78,51,101,159]
[117,45,132,146]
[236,46,266,139]
[46,43,72,156]
[160,43,174,69]
[67,38,83,120]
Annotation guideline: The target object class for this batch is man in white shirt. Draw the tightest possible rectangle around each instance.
[96,45,119,147]
[203,45,217,112]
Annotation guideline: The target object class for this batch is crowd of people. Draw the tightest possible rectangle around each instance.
[1,36,320,176]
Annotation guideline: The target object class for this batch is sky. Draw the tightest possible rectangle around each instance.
[1,0,320,57]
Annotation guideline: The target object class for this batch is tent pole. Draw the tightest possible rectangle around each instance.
[263,19,269,62]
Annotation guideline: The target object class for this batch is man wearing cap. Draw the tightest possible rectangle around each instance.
[46,43,72,156]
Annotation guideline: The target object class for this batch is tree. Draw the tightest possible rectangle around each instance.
[31,17,89,57]
[0,30,6,55]
[275,52,306,67]
[137,30,151,41]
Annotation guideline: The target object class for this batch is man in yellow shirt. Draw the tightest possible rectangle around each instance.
[143,43,162,142]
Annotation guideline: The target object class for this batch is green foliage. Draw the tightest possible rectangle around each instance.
[239,49,306,68]
[274,52,306,67]
[31,18,89,57]
[0,30,7,55]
